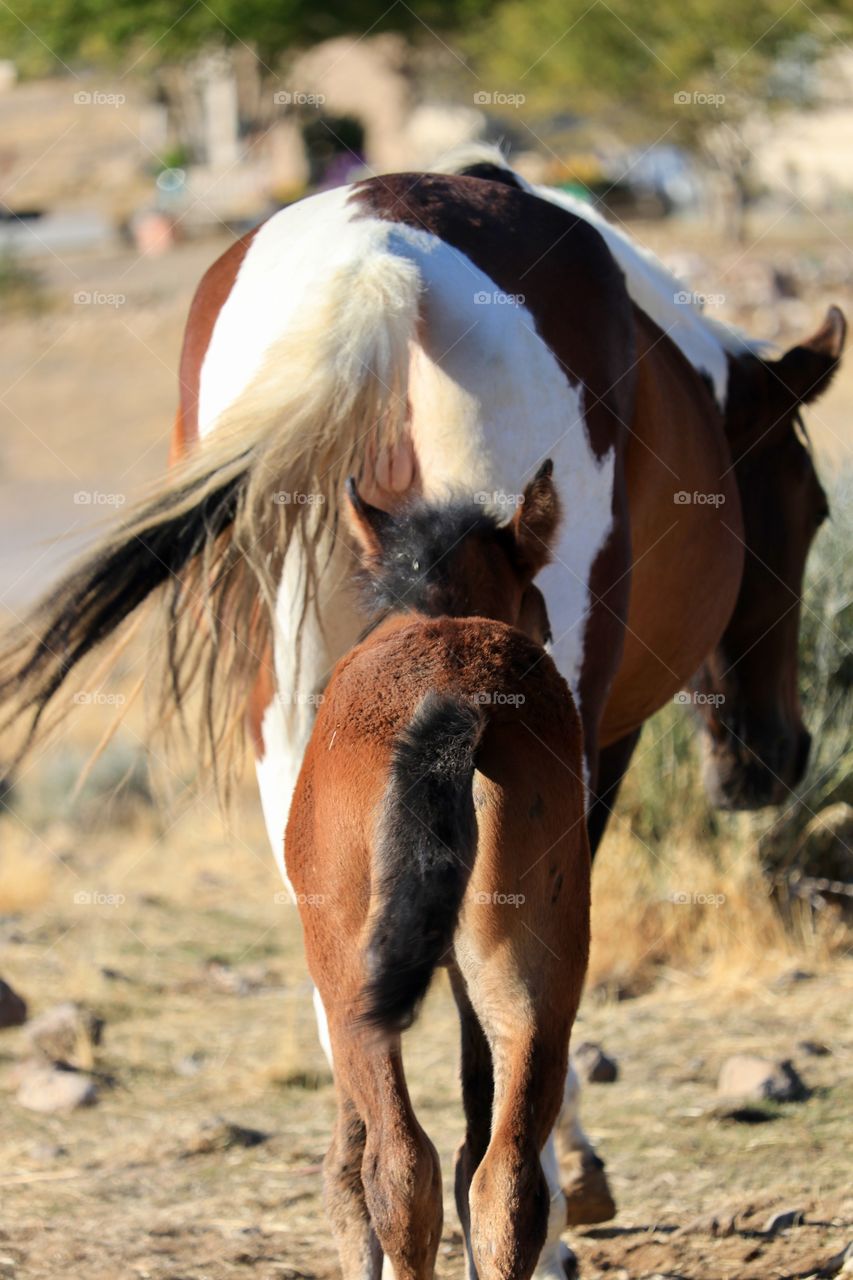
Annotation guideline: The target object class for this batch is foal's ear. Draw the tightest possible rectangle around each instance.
[510,459,562,577]
[771,305,847,408]
[344,476,392,565]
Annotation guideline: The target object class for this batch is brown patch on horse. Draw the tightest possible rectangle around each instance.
[599,307,744,745]
[176,225,262,443]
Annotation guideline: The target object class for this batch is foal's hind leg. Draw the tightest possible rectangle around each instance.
[459,954,573,1280]
[324,1092,383,1280]
[333,1027,442,1280]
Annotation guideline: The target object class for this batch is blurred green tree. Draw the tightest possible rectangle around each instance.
[465,0,853,236]
[0,0,491,72]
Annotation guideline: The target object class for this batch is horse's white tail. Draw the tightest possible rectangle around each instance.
[0,244,423,784]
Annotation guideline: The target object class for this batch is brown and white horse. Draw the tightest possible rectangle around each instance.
[289,463,589,1280]
[0,152,844,1274]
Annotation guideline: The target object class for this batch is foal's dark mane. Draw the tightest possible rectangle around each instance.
[355,496,516,619]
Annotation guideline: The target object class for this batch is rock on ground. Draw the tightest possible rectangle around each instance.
[573,1040,619,1083]
[0,978,27,1029]
[717,1054,809,1102]
[25,1001,104,1068]
[16,1062,98,1113]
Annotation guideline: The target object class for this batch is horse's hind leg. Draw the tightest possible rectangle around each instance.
[333,1027,442,1280]
[324,1092,382,1280]
[449,968,493,1280]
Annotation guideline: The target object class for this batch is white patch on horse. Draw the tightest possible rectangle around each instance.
[381,220,614,722]
[255,535,363,891]
[197,184,388,436]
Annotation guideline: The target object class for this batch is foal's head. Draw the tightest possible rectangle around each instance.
[345,460,561,642]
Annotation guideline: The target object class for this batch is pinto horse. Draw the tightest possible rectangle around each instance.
[288,463,589,1280]
[0,152,844,1265]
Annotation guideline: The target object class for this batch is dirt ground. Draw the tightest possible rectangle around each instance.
[1,218,852,1279]
[0,808,845,1280]
[0,801,851,1280]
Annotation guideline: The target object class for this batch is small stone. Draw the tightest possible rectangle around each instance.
[717,1054,809,1102]
[573,1041,619,1083]
[205,960,250,996]
[764,1207,805,1234]
[675,1209,737,1237]
[0,978,27,1030]
[771,968,815,990]
[180,1118,269,1156]
[25,1002,103,1068]
[795,802,853,881]
[818,1241,853,1277]
[16,1062,98,1112]
[798,1039,831,1057]
[175,1051,206,1077]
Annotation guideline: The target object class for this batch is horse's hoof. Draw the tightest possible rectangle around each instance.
[562,1151,617,1225]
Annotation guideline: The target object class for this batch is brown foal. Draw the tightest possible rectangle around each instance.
[285,463,591,1280]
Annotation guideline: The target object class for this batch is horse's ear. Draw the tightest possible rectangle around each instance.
[771,305,846,408]
[510,459,562,577]
[344,477,392,565]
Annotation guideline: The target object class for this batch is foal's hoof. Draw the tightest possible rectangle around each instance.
[562,1151,616,1225]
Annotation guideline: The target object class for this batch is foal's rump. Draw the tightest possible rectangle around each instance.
[287,614,589,1035]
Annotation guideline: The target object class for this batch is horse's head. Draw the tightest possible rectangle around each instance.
[345,459,562,644]
[696,306,845,810]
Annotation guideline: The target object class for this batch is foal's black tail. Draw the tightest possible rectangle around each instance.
[360,692,484,1034]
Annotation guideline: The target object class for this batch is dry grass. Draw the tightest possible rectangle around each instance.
[586,824,842,998]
